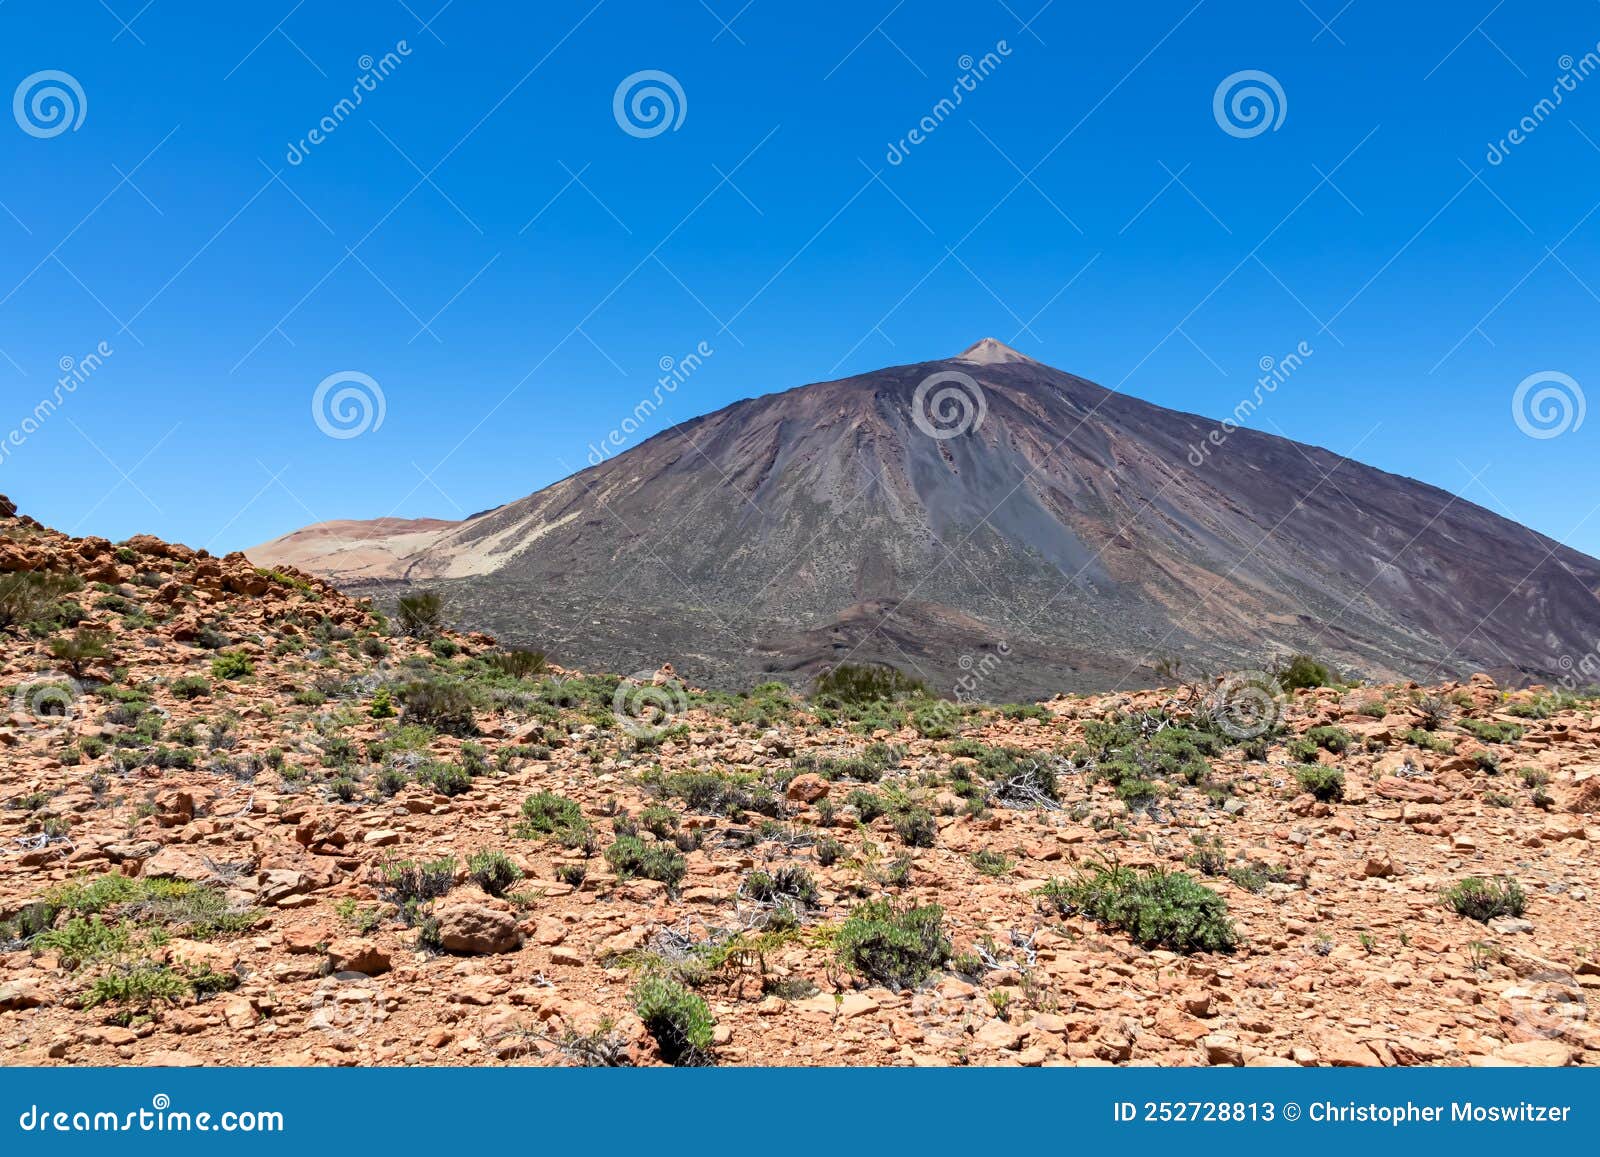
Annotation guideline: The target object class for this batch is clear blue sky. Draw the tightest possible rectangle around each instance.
[2,0,1598,556]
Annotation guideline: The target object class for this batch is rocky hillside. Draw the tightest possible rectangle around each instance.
[6,497,1600,1067]
[250,341,1600,700]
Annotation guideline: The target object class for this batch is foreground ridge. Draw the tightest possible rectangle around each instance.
[4,498,1600,1067]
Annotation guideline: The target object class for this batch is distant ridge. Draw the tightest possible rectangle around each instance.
[250,342,1600,697]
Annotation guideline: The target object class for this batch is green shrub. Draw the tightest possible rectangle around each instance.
[1293,764,1345,802]
[744,865,818,908]
[415,760,472,797]
[892,807,937,847]
[812,663,927,705]
[1286,736,1318,762]
[632,976,714,1065]
[468,849,524,898]
[48,628,110,675]
[1445,876,1526,923]
[369,686,397,718]
[170,675,211,700]
[844,788,887,822]
[32,916,132,969]
[834,900,951,989]
[397,590,444,637]
[382,857,457,905]
[1403,728,1454,752]
[210,651,254,680]
[970,849,1014,876]
[82,962,190,1010]
[1304,726,1354,753]
[400,679,477,736]
[484,649,547,679]
[1461,719,1524,745]
[1055,861,1236,954]
[638,805,678,838]
[604,836,686,892]
[517,791,588,839]
[1275,653,1330,691]
[0,571,83,630]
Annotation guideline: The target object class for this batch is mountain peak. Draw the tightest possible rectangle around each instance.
[953,337,1036,366]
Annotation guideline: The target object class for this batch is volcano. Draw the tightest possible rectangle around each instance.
[250,340,1600,698]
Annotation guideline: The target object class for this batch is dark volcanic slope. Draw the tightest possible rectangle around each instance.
[259,340,1600,698]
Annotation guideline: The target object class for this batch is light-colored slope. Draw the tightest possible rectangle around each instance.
[246,517,458,582]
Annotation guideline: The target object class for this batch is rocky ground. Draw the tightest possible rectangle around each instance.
[3,493,1598,1068]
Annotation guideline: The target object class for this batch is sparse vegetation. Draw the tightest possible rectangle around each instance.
[631,975,714,1065]
[1048,861,1236,954]
[834,900,951,989]
[1294,763,1345,801]
[397,590,444,637]
[1445,876,1526,924]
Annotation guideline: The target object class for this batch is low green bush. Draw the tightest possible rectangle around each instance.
[834,899,951,989]
[1445,876,1526,923]
[632,975,714,1065]
[1053,860,1236,954]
